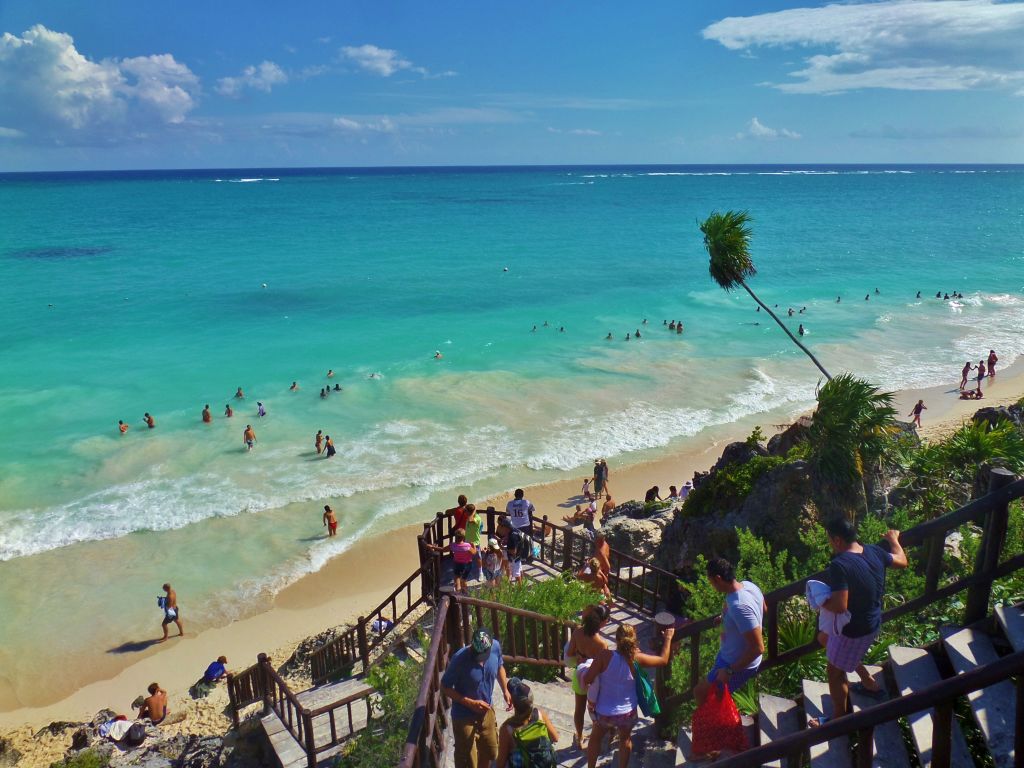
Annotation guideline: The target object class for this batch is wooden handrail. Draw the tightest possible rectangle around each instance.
[400,597,452,768]
[226,662,264,726]
[709,649,1024,768]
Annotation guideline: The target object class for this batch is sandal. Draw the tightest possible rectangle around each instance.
[852,682,885,699]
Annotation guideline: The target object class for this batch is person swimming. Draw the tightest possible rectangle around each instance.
[234,387,244,399]
[798,324,805,336]
[605,332,613,340]
[836,296,841,303]
[202,404,212,423]
[118,420,129,434]
[327,369,334,378]
[144,412,155,429]
[320,388,327,399]
[635,329,641,338]
[290,381,299,391]
[434,351,443,359]
[787,308,794,316]
[224,404,233,417]
[864,294,870,301]
[334,383,341,391]
[669,320,676,330]
[676,321,683,334]
[916,291,921,298]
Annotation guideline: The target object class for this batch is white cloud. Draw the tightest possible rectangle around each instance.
[0,126,24,138]
[332,116,396,133]
[547,126,602,136]
[0,24,199,144]
[340,44,455,78]
[704,0,1024,94]
[736,117,801,140]
[216,61,288,97]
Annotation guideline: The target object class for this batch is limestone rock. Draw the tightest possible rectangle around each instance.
[0,736,22,768]
[972,406,1020,429]
[739,460,818,559]
[34,721,84,739]
[711,441,768,473]
[767,419,810,457]
[278,624,350,677]
[601,509,673,561]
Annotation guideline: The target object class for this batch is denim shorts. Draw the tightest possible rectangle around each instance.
[453,561,472,579]
[707,652,759,692]
[483,567,501,582]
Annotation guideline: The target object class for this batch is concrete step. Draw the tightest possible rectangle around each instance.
[888,645,972,768]
[941,628,1017,768]
[802,679,851,768]
[995,601,1024,653]
[676,717,758,766]
[845,666,910,768]
[757,694,801,768]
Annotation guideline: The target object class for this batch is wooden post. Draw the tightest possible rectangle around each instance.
[965,468,1015,623]
[226,672,240,727]
[855,727,875,768]
[653,612,675,733]
[302,709,316,768]
[486,506,496,539]
[258,653,272,716]
[933,701,953,768]
[562,528,574,572]
[441,587,462,649]
[417,535,433,602]
[356,616,370,669]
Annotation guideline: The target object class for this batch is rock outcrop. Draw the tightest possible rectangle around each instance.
[601,507,674,562]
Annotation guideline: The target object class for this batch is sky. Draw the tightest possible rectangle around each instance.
[0,0,1023,171]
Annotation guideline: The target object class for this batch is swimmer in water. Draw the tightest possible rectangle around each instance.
[625,333,631,340]
[202,404,212,423]
[916,291,921,299]
[676,322,683,334]
[788,308,794,317]
[118,420,129,434]
[642,319,648,325]
[243,424,256,451]
[875,288,880,295]
[290,381,299,391]
[560,326,565,332]
[532,325,537,332]
[669,321,676,330]
[836,296,841,303]
[257,402,266,417]
[327,369,334,378]
[606,332,613,340]
[543,321,549,327]
[320,388,327,399]
[635,329,641,338]
[434,351,443,359]
[865,294,870,301]
[234,387,244,399]
[144,413,155,429]
[225,404,233,418]
[323,435,336,457]
[315,430,323,454]
[798,324,805,336]
[334,383,341,391]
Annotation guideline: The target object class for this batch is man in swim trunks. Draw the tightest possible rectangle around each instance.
[323,505,338,537]
[243,425,257,451]
[202,404,212,423]
[135,683,169,724]
[159,583,184,641]
[224,404,233,417]
[118,420,129,434]
[324,435,336,457]
[143,413,155,429]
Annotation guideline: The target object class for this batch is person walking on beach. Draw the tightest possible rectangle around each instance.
[159,583,183,642]
[960,361,973,390]
[692,558,765,706]
[809,518,908,727]
[584,623,674,768]
[315,430,323,454]
[323,505,338,537]
[323,435,336,457]
[143,412,155,429]
[988,349,999,376]
[243,424,256,451]
[441,628,512,768]
[908,399,926,428]
[505,488,535,532]
[202,404,212,424]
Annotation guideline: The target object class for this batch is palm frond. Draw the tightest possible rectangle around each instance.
[701,210,756,291]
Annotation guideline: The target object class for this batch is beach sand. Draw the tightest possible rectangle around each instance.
[2,361,1022,743]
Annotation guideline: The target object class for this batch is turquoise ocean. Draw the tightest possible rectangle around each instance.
[0,165,1022,706]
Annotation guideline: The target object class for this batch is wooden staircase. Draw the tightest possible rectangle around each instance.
[675,599,1023,767]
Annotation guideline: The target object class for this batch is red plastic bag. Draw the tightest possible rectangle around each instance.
[691,684,748,757]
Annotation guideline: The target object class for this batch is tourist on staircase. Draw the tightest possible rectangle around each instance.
[564,603,611,749]
[441,628,513,768]
[809,518,908,727]
[692,557,766,706]
[495,677,558,767]
[583,623,674,768]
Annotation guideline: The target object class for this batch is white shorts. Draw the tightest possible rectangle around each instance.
[510,559,523,579]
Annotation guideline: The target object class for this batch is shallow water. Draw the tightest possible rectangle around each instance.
[1,164,1022,703]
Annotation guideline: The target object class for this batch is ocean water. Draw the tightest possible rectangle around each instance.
[1,165,1022,704]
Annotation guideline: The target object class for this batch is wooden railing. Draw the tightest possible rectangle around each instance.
[302,688,375,766]
[662,469,1024,712]
[309,566,427,685]
[712,649,1024,768]
[538,516,678,614]
[259,653,310,752]
[226,661,265,726]
[400,597,453,768]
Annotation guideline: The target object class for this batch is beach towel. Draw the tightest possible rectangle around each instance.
[805,579,851,636]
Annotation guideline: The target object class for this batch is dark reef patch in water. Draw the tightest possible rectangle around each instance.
[9,246,113,260]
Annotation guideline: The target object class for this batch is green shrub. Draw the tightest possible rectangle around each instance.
[682,455,786,519]
[51,751,110,768]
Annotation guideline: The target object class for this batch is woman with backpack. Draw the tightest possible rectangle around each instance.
[495,677,558,768]
[583,623,674,768]
[564,603,611,749]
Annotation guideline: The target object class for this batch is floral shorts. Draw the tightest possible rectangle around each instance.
[593,708,638,730]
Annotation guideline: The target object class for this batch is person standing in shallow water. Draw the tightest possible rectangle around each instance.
[323,435,336,457]
[143,412,155,429]
[988,349,998,376]
[158,583,183,642]
[315,430,323,455]
[202,404,212,423]
[323,505,338,537]
[243,424,256,451]
[224,404,233,418]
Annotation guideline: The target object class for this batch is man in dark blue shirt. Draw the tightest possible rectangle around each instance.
[813,517,907,726]
[441,628,512,768]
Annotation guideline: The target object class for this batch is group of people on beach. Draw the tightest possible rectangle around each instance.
[959,349,998,396]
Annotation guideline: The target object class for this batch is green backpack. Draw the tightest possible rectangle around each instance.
[511,710,556,768]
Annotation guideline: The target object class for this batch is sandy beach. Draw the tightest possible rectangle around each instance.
[2,360,1022,744]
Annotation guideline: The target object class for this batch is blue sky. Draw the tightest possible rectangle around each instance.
[1,0,1022,170]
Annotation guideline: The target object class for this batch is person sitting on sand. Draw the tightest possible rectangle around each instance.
[135,683,168,725]
[564,500,596,526]
[204,656,229,683]
[959,389,984,400]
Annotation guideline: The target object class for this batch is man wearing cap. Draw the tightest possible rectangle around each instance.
[441,628,512,768]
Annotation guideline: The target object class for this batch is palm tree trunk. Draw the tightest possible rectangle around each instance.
[740,281,832,381]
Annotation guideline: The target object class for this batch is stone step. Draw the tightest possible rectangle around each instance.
[995,601,1024,653]
[675,717,758,765]
[941,628,1017,768]
[757,694,801,768]
[801,679,851,768]
[845,666,910,768]
[888,645,972,768]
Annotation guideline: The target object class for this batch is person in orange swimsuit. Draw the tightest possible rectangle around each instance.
[118,420,129,434]
[202,404,212,423]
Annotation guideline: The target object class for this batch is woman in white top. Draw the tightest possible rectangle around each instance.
[583,623,674,768]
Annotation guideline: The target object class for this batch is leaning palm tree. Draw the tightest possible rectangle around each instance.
[701,210,832,380]
[807,373,898,519]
